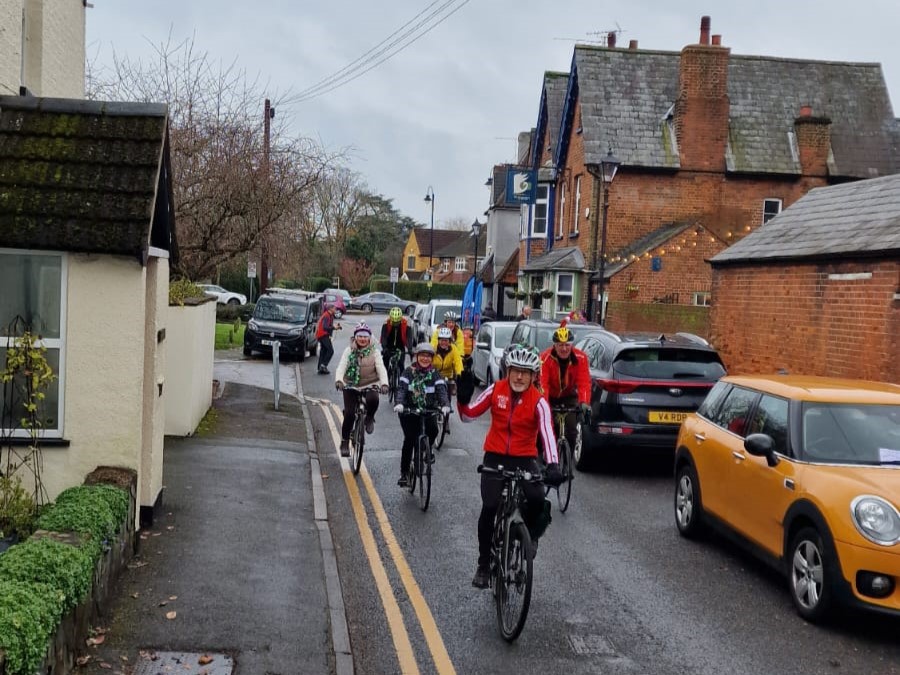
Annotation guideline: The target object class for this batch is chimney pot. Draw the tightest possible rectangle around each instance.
[629,39,638,49]
[711,34,722,46]
[799,105,813,117]
[700,16,711,45]
[607,31,616,48]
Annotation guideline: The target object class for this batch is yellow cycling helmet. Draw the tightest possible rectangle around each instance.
[389,307,403,322]
[552,324,573,344]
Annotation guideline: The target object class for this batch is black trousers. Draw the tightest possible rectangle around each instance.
[399,412,438,473]
[341,389,379,440]
[477,452,545,568]
[318,335,334,369]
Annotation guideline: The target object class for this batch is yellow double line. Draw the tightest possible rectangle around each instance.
[315,399,456,675]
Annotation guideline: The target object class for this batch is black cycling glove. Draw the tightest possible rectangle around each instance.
[544,463,565,487]
[456,369,475,406]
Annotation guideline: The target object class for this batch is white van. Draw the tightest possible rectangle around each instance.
[418,299,463,342]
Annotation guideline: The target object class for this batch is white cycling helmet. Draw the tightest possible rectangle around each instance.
[505,345,541,373]
[413,342,435,355]
[437,326,453,340]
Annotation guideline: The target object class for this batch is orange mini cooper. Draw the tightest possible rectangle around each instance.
[673,375,900,622]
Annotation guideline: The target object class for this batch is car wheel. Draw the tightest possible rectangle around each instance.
[297,341,306,362]
[228,298,240,306]
[243,346,252,358]
[674,462,705,539]
[362,303,373,313]
[573,426,592,471]
[788,526,837,623]
[308,341,318,357]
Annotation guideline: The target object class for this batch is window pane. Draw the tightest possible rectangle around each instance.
[0,253,62,339]
[712,387,758,436]
[1,346,61,431]
[749,395,789,456]
[557,275,573,293]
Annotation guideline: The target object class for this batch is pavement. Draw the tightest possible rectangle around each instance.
[81,350,351,675]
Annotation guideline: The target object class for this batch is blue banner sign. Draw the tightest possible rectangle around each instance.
[505,168,537,205]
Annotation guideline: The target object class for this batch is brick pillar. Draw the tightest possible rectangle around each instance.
[674,16,731,172]
[794,106,832,177]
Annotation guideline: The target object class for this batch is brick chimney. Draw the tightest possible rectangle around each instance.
[794,105,832,177]
[674,16,731,172]
[607,31,616,48]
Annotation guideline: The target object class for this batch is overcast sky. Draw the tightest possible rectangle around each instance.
[86,1,900,228]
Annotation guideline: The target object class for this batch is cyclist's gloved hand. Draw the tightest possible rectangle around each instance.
[380,384,389,395]
[335,380,345,390]
[544,463,565,487]
[440,406,452,416]
[579,402,591,419]
[456,369,475,405]
[393,404,404,413]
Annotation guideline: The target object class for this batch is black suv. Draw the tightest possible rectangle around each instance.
[574,331,726,469]
[243,291,321,360]
[500,319,606,379]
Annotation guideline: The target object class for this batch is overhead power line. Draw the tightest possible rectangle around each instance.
[285,0,472,104]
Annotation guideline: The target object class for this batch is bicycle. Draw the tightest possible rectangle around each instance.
[386,350,404,403]
[344,385,380,475]
[477,463,543,642]
[434,379,455,450]
[545,405,581,513]
[402,407,440,511]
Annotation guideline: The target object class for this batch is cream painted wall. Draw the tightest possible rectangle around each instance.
[0,0,23,95]
[43,253,147,507]
[140,256,168,512]
[164,300,215,436]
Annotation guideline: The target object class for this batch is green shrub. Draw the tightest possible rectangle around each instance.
[35,485,127,547]
[0,476,37,541]
[0,538,95,612]
[168,278,206,306]
[369,279,467,303]
[216,303,242,322]
[304,276,332,292]
[0,579,65,675]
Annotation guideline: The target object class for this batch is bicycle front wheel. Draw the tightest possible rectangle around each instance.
[435,411,449,450]
[557,437,573,513]
[350,414,364,475]
[388,365,400,403]
[418,436,431,511]
[495,520,533,642]
[407,442,418,494]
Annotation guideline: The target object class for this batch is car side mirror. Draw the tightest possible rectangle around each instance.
[744,433,778,467]
[476,341,490,350]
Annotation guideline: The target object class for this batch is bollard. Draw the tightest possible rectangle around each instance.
[272,340,281,410]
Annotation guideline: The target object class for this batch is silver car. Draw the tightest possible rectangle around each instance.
[471,321,517,386]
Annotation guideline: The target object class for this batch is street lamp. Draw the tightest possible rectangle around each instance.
[596,148,620,326]
[424,186,435,300]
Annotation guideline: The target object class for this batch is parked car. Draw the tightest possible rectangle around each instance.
[243,291,321,360]
[500,319,606,379]
[324,288,351,308]
[418,299,464,343]
[197,284,247,306]
[472,321,517,386]
[350,292,416,315]
[575,331,725,469]
[674,374,900,622]
[411,303,431,343]
[321,292,347,318]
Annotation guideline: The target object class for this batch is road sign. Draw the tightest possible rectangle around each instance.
[389,267,399,283]
[247,261,257,278]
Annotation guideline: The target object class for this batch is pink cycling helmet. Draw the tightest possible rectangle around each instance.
[353,322,372,338]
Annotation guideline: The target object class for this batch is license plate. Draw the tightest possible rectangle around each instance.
[648,411,688,424]
[262,339,278,346]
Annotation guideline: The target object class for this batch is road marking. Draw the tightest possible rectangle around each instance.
[315,398,456,675]
[319,403,420,674]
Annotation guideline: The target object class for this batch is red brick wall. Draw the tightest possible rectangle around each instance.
[794,117,831,177]
[675,44,730,172]
[710,259,900,381]
[605,302,710,337]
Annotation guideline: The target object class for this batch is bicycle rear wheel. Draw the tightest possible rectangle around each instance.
[435,411,449,450]
[418,435,431,511]
[495,520,533,642]
[557,437,573,513]
[350,413,364,475]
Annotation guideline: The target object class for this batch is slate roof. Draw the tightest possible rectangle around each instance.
[522,246,585,272]
[0,95,173,260]
[711,173,900,265]
[572,46,900,178]
[411,227,467,256]
[542,72,569,164]
[433,229,487,258]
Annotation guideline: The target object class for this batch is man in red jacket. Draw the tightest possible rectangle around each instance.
[456,345,563,589]
[540,322,592,454]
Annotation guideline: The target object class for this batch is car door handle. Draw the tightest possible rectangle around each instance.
[694,433,706,442]
[732,451,746,461]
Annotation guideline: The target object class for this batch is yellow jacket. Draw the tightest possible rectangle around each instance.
[432,344,463,380]
[431,325,465,354]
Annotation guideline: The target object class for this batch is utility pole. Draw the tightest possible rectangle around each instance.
[259,98,274,295]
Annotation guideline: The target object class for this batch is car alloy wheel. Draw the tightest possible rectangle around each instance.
[362,303,373,313]
[788,526,835,622]
[674,463,704,538]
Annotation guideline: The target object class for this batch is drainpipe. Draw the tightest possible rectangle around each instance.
[585,165,602,320]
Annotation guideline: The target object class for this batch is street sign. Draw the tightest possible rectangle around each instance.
[247,261,257,278]
[389,267,399,283]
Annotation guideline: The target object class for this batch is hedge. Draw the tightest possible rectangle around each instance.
[369,279,467,303]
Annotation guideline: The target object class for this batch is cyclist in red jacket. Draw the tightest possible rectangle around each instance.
[456,345,563,589]
[540,322,592,455]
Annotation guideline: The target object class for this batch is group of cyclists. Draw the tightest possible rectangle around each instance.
[331,305,592,588]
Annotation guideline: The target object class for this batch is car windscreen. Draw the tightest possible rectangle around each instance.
[254,298,307,324]
[434,304,461,323]
[492,325,515,348]
[801,403,900,465]
[612,348,725,379]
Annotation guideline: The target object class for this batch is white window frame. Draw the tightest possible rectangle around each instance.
[573,175,582,234]
[762,198,782,224]
[440,259,450,273]
[693,291,711,307]
[530,184,550,237]
[556,273,574,315]
[454,256,467,272]
[0,249,67,438]
[557,181,567,238]
[406,254,416,270]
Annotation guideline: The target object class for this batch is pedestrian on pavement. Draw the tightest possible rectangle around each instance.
[335,322,388,456]
[515,305,532,322]
[482,302,498,322]
[456,345,564,589]
[316,304,340,374]
[392,342,450,487]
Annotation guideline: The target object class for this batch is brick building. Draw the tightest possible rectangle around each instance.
[515,16,900,330]
[710,174,900,382]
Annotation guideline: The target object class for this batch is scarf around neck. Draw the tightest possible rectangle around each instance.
[346,344,374,385]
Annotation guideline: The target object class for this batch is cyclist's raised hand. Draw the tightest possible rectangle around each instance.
[456,369,475,405]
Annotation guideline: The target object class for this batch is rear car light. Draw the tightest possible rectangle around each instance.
[594,378,639,394]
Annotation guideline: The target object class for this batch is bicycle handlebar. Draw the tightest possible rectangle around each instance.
[477,464,543,482]
[343,385,382,393]
[400,407,442,416]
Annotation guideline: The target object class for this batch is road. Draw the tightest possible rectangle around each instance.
[261,311,900,675]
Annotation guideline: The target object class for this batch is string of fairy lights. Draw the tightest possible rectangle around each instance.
[602,223,754,265]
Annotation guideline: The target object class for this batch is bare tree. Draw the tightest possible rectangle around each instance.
[442,216,473,231]
[87,34,338,279]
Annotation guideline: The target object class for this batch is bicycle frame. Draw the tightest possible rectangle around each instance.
[345,385,379,474]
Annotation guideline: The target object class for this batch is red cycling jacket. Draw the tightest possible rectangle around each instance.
[539,347,591,405]
[459,379,558,464]
[380,319,410,351]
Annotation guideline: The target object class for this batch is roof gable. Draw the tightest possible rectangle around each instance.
[711,173,900,264]
[532,71,569,167]
[0,95,173,262]
[411,226,468,256]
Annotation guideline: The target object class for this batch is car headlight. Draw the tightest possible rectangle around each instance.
[248,319,259,331]
[851,495,900,546]
[289,326,305,335]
